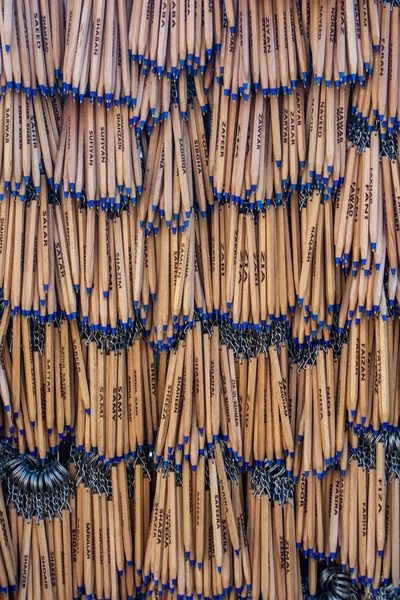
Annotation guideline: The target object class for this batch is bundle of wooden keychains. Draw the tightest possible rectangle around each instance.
[0,0,399,599]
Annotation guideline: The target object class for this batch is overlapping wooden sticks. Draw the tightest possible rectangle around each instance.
[0,0,399,599]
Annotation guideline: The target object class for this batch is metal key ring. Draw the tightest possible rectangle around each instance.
[11,465,29,492]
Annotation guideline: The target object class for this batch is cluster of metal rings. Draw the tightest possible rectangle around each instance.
[5,455,73,520]
[318,565,360,600]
